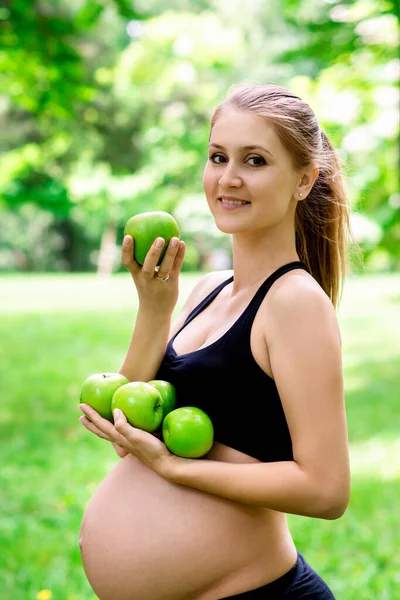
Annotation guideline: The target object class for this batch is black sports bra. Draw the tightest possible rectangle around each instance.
[155,261,309,462]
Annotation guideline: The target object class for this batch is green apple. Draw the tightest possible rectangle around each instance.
[123,210,180,266]
[147,379,177,418]
[111,381,164,432]
[80,372,129,421]
[162,406,214,458]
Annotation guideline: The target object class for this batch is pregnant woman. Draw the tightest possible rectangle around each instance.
[79,83,351,599]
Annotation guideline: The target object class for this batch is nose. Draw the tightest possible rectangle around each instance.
[218,162,242,188]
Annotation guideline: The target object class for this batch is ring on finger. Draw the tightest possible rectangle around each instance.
[156,273,169,281]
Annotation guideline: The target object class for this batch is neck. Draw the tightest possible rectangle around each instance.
[230,226,299,292]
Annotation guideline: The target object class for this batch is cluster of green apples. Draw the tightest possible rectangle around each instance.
[79,373,214,458]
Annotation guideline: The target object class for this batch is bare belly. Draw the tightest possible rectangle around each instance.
[80,449,296,600]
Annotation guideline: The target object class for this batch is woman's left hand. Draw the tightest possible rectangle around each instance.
[79,403,178,478]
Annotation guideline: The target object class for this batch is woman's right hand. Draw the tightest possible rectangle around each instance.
[121,235,186,316]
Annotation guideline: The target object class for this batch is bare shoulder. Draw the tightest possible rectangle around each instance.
[170,270,233,337]
[264,269,341,346]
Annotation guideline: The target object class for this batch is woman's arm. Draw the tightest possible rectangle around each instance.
[167,458,345,520]
[163,280,351,520]
[118,305,173,382]
[117,235,185,382]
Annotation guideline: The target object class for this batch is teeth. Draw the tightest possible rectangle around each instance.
[220,199,248,205]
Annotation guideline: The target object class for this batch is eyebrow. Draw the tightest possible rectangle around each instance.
[209,143,274,158]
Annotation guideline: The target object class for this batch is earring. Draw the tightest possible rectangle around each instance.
[298,192,303,198]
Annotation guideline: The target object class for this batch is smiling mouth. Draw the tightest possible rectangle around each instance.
[219,198,251,206]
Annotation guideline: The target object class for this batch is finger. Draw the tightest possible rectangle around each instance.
[113,409,150,443]
[112,443,129,458]
[169,241,186,278]
[156,237,181,279]
[141,237,166,278]
[79,404,128,448]
[121,235,140,274]
[80,416,113,441]
[113,408,127,425]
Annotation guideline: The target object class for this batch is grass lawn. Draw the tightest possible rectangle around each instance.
[0,271,399,600]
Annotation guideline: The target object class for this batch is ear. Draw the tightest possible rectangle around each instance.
[295,164,319,200]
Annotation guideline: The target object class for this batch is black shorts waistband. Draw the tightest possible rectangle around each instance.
[222,552,303,598]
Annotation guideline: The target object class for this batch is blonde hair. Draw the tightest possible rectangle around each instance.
[210,83,352,308]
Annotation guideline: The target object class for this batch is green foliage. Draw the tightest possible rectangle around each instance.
[0,204,64,271]
[2,1,89,118]
[0,0,398,272]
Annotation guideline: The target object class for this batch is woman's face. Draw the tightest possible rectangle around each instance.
[202,108,301,235]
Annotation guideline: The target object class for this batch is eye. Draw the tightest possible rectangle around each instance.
[209,153,227,164]
[247,156,266,167]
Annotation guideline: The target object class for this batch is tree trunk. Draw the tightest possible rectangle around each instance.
[57,219,75,270]
[97,221,118,278]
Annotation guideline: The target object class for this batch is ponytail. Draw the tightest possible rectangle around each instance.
[295,131,351,308]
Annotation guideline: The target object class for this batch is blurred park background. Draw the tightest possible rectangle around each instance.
[0,0,399,599]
